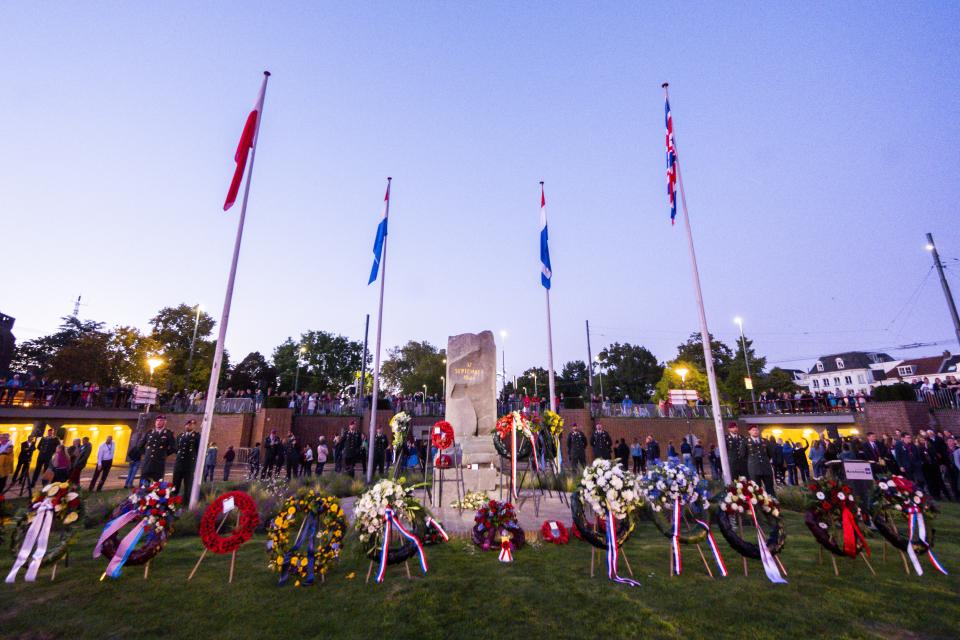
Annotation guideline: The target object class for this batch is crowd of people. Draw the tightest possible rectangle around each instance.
[0,427,116,494]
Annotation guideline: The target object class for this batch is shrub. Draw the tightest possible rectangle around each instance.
[563,396,585,409]
[871,383,916,402]
[264,396,290,409]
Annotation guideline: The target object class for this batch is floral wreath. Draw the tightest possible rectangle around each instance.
[639,461,711,545]
[540,520,569,545]
[8,482,84,569]
[94,480,181,578]
[266,489,345,586]
[390,412,412,447]
[713,477,786,559]
[431,420,454,450]
[422,518,449,546]
[200,491,260,555]
[870,475,939,557]
[472,499,526,551]
[537,410,564,461]
[354,478,426,564]
[803,478,870,558]
[570,460,638,550]
[492,411,535,460]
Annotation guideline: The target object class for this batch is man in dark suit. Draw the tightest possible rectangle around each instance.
[140,415,176,483]
[645,435,661,466]
[724,422,748,480]
[341,420,364,477]
[31,428,60,488]
[590,423,613,461]
[746,425,776,496]
[261,429,282,478]
[861,431,886,475]
[373,427,388,476]
[566,423,587,470]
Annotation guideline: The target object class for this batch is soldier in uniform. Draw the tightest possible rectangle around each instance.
[590,423,613,461]
[566,423,587,470]
[724,422,748,479]
[140,415,176,484]
[373,427,388,476]
[171,419,200,496]
[341,420,364,477]
[746,425,776,496]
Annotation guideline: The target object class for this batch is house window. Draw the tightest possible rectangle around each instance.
[857,375,865,384]
[897,366,914,376]
[812,379,819,388]
[835,358,845,370]
[816,361,824,372]
[823,378,830,387]
[844,376,852,385]
[833,377,841,386]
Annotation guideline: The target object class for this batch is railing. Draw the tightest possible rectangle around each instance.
[589,402,734,419]
[735,396,864,416]
[0,385,135,409]
[917,387,960,410]
[160,397,256,414]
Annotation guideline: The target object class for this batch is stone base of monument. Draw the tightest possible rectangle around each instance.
[457,436,499,467]
[458,463,500,493]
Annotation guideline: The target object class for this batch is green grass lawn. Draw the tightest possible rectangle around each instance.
[2,495,959,640]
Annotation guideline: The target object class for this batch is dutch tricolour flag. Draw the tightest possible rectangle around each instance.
[540,184,552,290]
[368,184,390,284]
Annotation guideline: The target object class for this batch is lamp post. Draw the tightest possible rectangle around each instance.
[146,356,163,414]
[441,375,445,401]
[734,316,757,411]
[533,371,538,398]
[422,384,428,411]
[675,367,688,390]
[293,346,306,394]
[186,303,203,373]
[596,358,604,398]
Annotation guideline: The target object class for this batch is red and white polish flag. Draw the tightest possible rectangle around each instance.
[223,74,269,211]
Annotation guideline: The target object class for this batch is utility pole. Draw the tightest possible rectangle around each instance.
[585,320,594,398]
[926,233,960,349]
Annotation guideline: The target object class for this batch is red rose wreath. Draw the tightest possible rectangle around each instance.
[431,421,454,450]
[200,491,260,554]
[540,520,569,545]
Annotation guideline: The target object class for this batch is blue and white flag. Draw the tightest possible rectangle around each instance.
[367,182,390,284]
[539,183,552,290]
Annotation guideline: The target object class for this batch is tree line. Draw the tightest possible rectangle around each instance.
[9,304,797,403]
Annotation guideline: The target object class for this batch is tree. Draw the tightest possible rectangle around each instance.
[105,326,161,385]
[653,360,711,402]
[596,343,663,402]
[759,367,799,395]
[380,340,446,397]
[228,351,277,392]
[723,333,767,401]
[558,360,589,398]
[516,367,549,398]
[272,331,365,394]
[11,316,106,375]
[47,331,111,384]
[149,304,217,390]
[676,332,735,383]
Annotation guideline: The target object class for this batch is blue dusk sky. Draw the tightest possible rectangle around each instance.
[3,2,959,382]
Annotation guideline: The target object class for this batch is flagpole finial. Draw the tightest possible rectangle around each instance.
[264,71,271,77]
[661,82,669,88]
[387,176,392,182]
[540,181,544,186]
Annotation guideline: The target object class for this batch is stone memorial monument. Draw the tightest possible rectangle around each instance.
[445,330,498,466]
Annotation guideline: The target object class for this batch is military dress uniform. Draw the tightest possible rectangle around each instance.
[341,430,364,477]
[171,430,200,495]
[746,436,776,496]
[567,430,587,470]
[140,428,176,484]
[373,433,388,475]
[591,429,613,461]
[724,433,748,479]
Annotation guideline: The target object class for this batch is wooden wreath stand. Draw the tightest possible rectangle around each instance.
[668,509,716,578]
[187,507,243,584]
[364,524,417,585]
[588,545,634,579]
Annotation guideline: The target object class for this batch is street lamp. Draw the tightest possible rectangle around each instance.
[734,316,757,411]
[422,384,428,410]
[532,371,538,397]
[498,330,508,393]
[441,375,446,400]
[674,367,688,388]
[595,356,604,398]
[187,303,203,373]
[147,356,164,384]
[293,346,306,394]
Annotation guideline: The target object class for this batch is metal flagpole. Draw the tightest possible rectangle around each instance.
[366,178,391,484]
[662,82,731,484]
[541,182,558,413]
[926,233,960,349]
[585,320,594,396]
[190,71,270,509]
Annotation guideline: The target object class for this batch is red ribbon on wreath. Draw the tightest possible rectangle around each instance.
[840,503,869,559]
[431,421,454,450]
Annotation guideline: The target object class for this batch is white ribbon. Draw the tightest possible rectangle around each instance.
[6,500,55,583]
[748,502,787,584]
[905,511,924,576]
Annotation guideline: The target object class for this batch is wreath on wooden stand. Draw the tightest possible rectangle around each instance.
[188,491,260,583]
[870,475,946,576]
[713,477,787,583]
[6,482,84,582]
[803,478,875,576]
[354,479,430,583]
[266,489,345,587]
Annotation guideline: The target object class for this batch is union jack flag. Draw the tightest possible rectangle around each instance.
[665,97,677,224]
